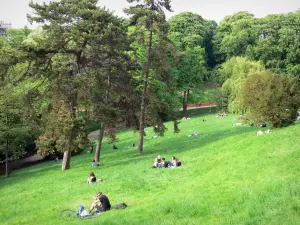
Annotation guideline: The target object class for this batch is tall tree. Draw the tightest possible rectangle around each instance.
[86,16,139,163]
[168,12,211,117]
[27,0,123,170]
[172,47,207,117]
[213,11,256,64]
[0,28,41,177]
[124,0,172,154]
[168,12,217,67]
[214,10,300,79]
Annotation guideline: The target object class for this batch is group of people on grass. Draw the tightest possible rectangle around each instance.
[152,155,181,168]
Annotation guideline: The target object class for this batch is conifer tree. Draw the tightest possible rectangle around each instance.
[27,0,126,170]
[125,0,172,154]
[86,16,139,163]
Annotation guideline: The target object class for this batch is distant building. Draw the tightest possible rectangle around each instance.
[0,21,12,37]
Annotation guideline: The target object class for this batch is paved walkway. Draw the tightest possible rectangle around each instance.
[0,154,44,174]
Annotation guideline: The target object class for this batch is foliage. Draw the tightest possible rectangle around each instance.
[238,71,300,128]
[168,12,213,116]
[0,86,40,161]
[213,11,256,64]
[125,0,178,153]
[36,101,89,157]
[219,57,265,113]
[173,47,207,91]
[213,10,300,79]
[27,0,131,169]
[168,12,217,67]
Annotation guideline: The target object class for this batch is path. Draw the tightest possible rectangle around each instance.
[0,154,44,175]
[180,102,217,111]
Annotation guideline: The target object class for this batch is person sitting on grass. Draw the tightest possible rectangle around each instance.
[172,156,182,167]
[89,192,111,213]
[91,159,99,167]
[152,155,162,168]
[87,172,97,184]
[158,158,172,168]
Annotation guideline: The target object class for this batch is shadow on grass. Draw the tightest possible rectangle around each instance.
[0,110,250,190]
[0,154,85,190]
[101,125,255,169]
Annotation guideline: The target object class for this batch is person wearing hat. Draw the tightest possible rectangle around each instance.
[153,155,162,168]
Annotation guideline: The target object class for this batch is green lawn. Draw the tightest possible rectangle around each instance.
[1,109,300,225]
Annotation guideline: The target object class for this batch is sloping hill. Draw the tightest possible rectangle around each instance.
[1,109,300,225]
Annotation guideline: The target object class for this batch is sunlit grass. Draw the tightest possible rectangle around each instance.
[1,109,300,225]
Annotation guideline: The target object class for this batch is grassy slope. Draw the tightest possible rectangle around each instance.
[1,108,300,225]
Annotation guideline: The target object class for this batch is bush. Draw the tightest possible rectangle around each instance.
[219,57,265,113]
[239,71,300,128]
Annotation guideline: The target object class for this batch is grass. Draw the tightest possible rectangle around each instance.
[1,109,300,225]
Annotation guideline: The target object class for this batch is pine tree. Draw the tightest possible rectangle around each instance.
[125,0,172,154]
[86,16,139,163]
[27,0,127,170]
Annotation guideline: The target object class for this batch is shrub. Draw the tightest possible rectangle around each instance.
[239,71,300,128]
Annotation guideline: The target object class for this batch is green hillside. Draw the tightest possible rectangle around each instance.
[1,108,300,225]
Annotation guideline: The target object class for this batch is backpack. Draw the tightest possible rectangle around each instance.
[115,203,127,209]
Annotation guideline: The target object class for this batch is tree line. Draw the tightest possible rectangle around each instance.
[1,0,300,176]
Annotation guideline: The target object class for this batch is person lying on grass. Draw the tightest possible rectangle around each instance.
[188,130,199,137]
[89,192,111,213]
[172,156,182,167]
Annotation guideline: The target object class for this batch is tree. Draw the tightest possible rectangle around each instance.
[168,12,217,67]
[172,47,207,117]
[239,71,300,127]
[246,10,300,79]
[0,86,40,177]
[213,11,256,64]
[218,57,265,113]
[0,28,41,177]
[27,0,125,170]
[86,17,139,163]
[124,0,172,154]
[214,10,300,80]
[167,12,212,117]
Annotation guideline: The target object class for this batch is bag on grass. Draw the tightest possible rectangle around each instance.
[115,203,127,209]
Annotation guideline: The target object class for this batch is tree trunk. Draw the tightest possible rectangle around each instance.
[62,149,71,170]
[62,100,76,170]
[138,22,153,154]
[94,69,111,163]
[95,124,105,163]
[182,90,188,117]
[5,137,9,178]
[182,89,190,117]
[62,132,72,170]
[5,114,9,177]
